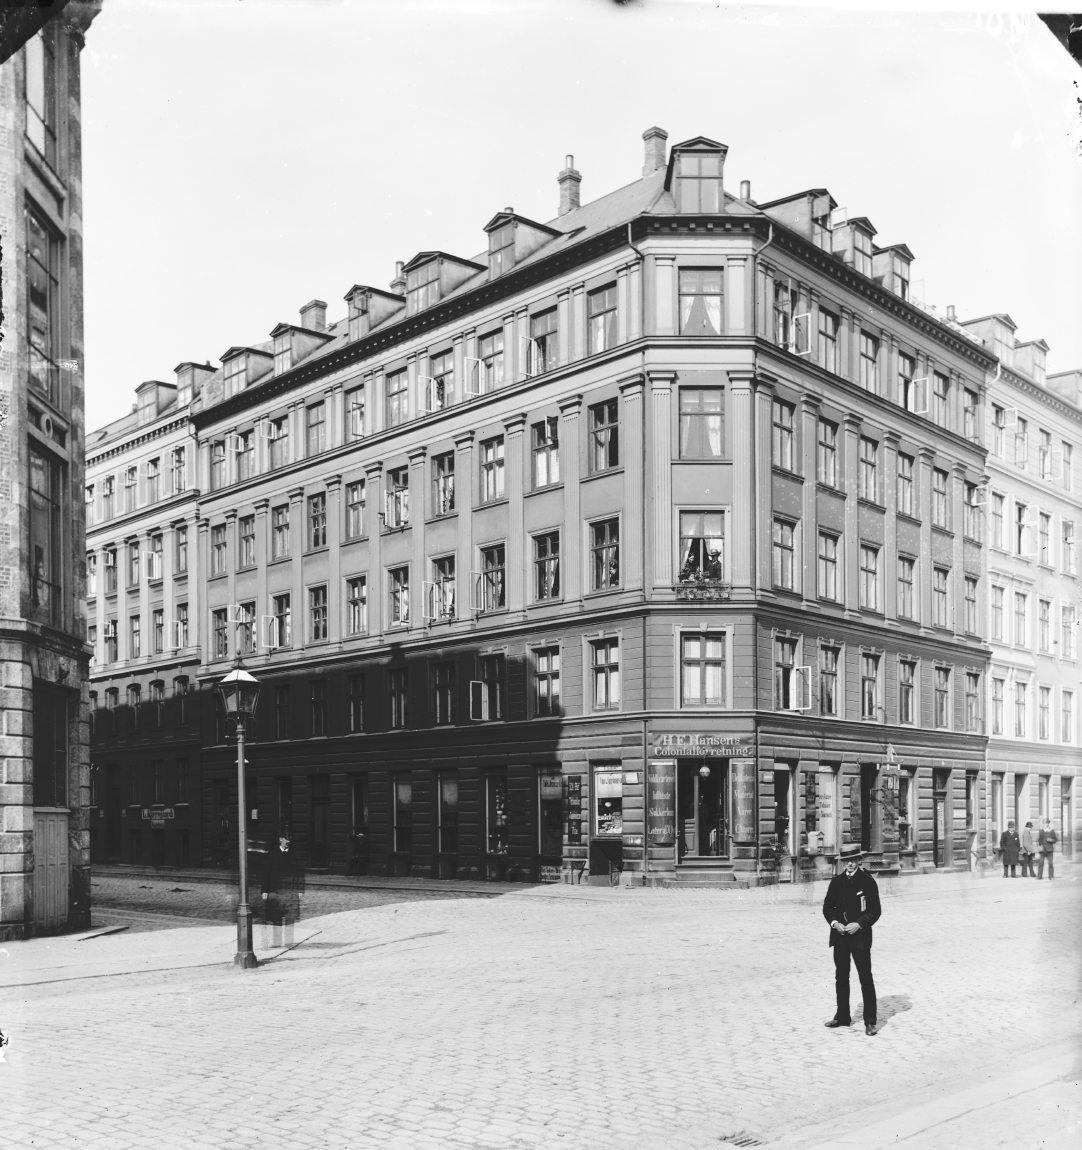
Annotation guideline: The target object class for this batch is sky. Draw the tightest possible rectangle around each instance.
[80,0,1082,432]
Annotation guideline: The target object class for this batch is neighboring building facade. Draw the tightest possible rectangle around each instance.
[964,318,1082,861]
[85,372,204,869]
[0,3,100,938]
[88,126,1074,885]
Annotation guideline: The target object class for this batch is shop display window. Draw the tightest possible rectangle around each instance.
[593,765,623,837]
[485,772,509,854]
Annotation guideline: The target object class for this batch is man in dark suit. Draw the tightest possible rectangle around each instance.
[822,843,882,1036]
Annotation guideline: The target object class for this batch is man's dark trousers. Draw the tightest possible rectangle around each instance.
[833,937,875,1026]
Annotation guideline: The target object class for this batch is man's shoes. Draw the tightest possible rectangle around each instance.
[824,1018,851,1028]
[865,1024,878,1036]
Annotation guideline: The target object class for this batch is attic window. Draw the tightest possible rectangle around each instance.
[489,223,515,276]
[406,263,440,315]
[894,261,909,301]
[273,332,292,374]
[853,229,873,276]
[674,151,722,213]
[224,355,246,394]
[137,388,157,425]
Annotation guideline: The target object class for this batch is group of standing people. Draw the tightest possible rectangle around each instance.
[998,818,1058,879]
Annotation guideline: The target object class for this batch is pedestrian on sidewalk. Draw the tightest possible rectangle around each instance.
[822,844,882,1037]
[1037,819,1058,880]
[999,821,1021,878]
[1020,822,1037,878]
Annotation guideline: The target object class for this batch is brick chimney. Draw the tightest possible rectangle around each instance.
[390,260,406,295]
[558,155,581,216]
[299,299,327,331]
[642,126,668,175]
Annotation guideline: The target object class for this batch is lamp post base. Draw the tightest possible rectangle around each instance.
[234,904,257,969]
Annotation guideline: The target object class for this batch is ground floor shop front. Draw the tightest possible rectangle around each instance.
[159,717,1052,886]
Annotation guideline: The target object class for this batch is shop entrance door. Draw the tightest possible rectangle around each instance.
[933,793,948,867]
[107,771,122,860]
[859,765,877,853]
[1061,779,1073,859]
[677,760,728,858]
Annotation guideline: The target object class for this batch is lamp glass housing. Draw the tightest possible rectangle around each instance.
[217,666,261,720]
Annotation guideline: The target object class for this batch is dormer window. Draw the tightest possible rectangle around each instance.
[853,229,873,276]
[895,262,909,301]
[137,387,157,426]
[406,262,440,315]
[810,195,834,252]
[224,354,246,394]
[274,332,292,374]
[674,149,723,213]
[489,223,515,276]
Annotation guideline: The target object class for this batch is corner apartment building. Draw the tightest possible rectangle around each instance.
[89,126,1005,885]
[963,318,1081,859]
[0,3,100,939]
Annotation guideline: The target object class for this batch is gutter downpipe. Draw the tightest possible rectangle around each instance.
[751,222,774,879]
[628,220,650,886]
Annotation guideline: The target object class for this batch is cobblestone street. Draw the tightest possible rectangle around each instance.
[2,869,1079,1148]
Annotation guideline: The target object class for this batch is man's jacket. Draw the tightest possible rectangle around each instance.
[822,868,882,950]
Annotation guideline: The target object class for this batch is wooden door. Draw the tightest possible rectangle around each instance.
[33,809,68,933]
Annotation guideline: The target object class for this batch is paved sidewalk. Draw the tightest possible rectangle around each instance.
[2,869,1078,1148]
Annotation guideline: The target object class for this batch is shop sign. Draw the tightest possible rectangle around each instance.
[141,807,175,828]
[623,834,644,847]
[652,733,753,758]
[566,777,582,806]
[539,774,564,801]
[539,864,561,884]
[646,759,676,845]
[567,819,582,845]
[731,760,758,843]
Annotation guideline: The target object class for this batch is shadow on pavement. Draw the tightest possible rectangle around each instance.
[875,994,913,1031]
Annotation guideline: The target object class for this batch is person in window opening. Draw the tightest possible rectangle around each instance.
[679,546,722,584]
[822,844,882,1036]
[1037,818,1057,880]
[999,820,1021,878]
[1020,821,1037,878]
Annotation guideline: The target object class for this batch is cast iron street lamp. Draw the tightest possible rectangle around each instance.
[217,661,261,969]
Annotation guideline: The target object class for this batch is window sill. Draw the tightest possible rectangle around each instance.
[583,587,623,600]
[679,455,727,464]
[426,512,457,524]
[526,482,564,496]
[583,466,624,483]
[477,497,509,511]
[857,498,885,512]
[896,512,921,528]
[931,525,954,538]
[268,555,292,566]
[236,565,257,575]
[816,482,844,497]
[771,466,803,482]
[208,573,227,582]
[305,546,329,557]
